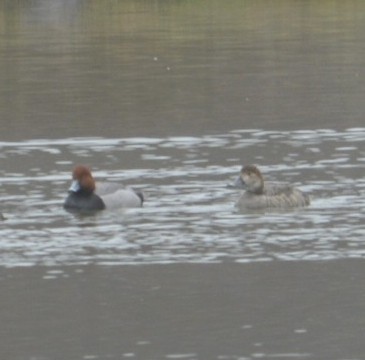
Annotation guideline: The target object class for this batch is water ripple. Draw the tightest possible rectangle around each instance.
[0,128,364,267]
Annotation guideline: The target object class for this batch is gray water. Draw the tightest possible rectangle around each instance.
[1,129,365,267]
[1,1,365,359]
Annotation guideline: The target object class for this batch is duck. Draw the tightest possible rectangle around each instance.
[232,165,310,209]
[63,165,144,212]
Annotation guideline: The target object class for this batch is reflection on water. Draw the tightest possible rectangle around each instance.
[1,128,364,267]
[1,0,365,139]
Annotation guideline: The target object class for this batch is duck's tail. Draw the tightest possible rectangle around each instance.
[135,191,144,205]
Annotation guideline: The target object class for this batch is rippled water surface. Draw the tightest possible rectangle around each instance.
[1,128,364,267]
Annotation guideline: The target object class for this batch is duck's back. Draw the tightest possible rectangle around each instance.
[101,189,143,209]
[237,182,310,209]
[95,181,143,208]
[95,181,125,196]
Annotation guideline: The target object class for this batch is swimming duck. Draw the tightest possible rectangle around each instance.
[232,165,310,209]
[63,165,143,212]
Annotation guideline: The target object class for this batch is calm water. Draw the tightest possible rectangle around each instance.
[1,1,365,359]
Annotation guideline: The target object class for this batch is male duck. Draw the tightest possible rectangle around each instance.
[64,165,143,212]
[232,165,310,209]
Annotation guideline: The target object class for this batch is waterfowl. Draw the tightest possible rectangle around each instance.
[233,165,310,209]
[64,165,143,212]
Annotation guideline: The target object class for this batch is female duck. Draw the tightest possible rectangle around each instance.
[233,165,310,209]
[64,165,143,212]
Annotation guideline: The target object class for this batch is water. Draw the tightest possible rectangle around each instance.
[1,128,365,267]
[1,1,365,359]
[1,1,365,140]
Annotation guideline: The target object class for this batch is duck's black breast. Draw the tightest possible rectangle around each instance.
[63,192,106,212]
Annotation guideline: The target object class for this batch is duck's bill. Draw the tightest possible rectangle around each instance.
[69,180,81,192]
[227,176,246,189]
